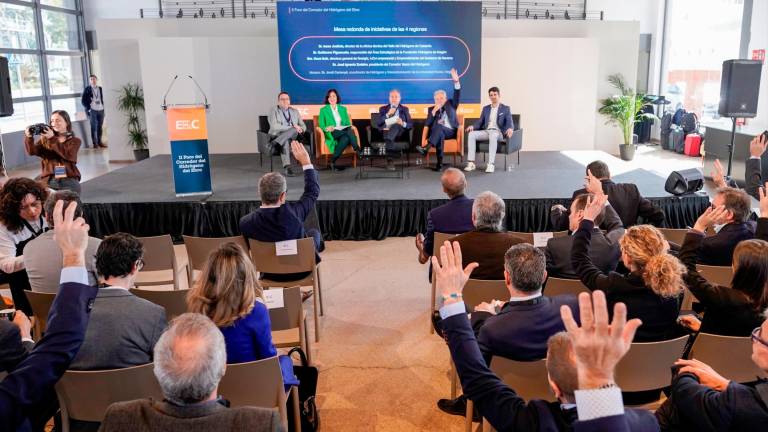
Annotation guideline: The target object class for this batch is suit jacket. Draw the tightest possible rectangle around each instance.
[99,398,284,432]
[454,230,525,280]
[443,311,659,432]
[70,288,167,370]
[0,281,98,432]
[546,205,624,279]
[474,103,514,133]
[745,156,762,200]
[317,104,353,153]
[267,106,306,136]
[697,221,755,266]
[24,231,101,292]
[81,85,104,113]
[471,295,580,364]
[376,104,413,130]
[572,220,682,342]
[0,318,34,372]
[423,195,475,256]
[425,87,461,130]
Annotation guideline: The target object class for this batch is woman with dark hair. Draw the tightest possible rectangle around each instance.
[317,88,360,171]
[0,178,49,315]
[24,110,83,193]
[677,205,768,336]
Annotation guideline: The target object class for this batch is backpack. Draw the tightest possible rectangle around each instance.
[660,112,673,132]
[672,108,686,125]
[681,112,700,134]
[287,347,319,432]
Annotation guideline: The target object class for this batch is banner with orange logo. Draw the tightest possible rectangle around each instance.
[166,106,212,196]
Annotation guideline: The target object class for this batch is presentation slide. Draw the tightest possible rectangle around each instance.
[277,1,481,111]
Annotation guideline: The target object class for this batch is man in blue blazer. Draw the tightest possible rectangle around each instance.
[695,187,755,265]
[465,87,515,173]
[376,89,413,170]
[417,68,461,171]
[0,200,99,432]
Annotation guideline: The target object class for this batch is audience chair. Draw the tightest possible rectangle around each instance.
[658,228,689,246]
[464,114,524,171]
[313,115,359,169]
[182,235,248,284]
[695,264,733,287]
[55,363,162,432]
[268,286,312,365]
[615,335,689,408]
[367,113,413,166]
[462,279,509,313]
[218,356,297,431]
[23,290,56,340]
[129,287,190,320]
[136,235,189,290]
[543,277,590,297]
[249,238,323,343]
[680,287,698,312]
[420,115,465,167]
[689,332,767,383]
[508,231,568,245]
[430,231,461,334]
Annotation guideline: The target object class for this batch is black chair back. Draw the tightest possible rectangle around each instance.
[512,114,521,130]
[258,115,270,132]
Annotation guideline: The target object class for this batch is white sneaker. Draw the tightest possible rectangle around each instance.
[485,163,495,173]
[464,161,476,172]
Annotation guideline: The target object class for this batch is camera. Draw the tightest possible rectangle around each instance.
[27,123,50,136]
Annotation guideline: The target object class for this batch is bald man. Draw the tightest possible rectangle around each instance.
[415,168,474,264]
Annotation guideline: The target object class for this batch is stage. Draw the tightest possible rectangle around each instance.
[80,151,711,240]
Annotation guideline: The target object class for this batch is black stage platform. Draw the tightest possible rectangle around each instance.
[81,151,710,240]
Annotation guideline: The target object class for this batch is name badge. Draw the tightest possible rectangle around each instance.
[54,165,67,179]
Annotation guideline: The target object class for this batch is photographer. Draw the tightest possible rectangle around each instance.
[24,110,82,193]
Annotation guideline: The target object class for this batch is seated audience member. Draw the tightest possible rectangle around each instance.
[464,86,514,173]
[552,161,665,230]
[572,195,684,342]
[187,242,296,388]
[433,241,657,431]
[735,133,766,200]
[99,313,283,432]
[376,89,412,170]
[317,89,361,171]
[0,310,33,372]
[0,200,99,432]
[437,244,580,419]
[0,178,49,316]
[240,141,320,283]
[546,193,624,279]
[415,168,474,265]
[452,191,523,280]
[268,91,307,177]
[676,205,768,336]
[70,232,167,370]
[696,187,755,266]
[656,319,768,431]
[24,190,101,292]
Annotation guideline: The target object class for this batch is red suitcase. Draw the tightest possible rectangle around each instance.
[684,133,702,157]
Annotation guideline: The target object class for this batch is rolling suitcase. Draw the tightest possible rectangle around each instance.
[684,133,702,157]
[670,126,686,154]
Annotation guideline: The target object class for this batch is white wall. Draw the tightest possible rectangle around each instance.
[98,39,142,161]
[748,0,768,129]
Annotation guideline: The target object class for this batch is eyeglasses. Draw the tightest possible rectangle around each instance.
[20,200,42,212]
[751,327,768,349]
[136,258,145,272]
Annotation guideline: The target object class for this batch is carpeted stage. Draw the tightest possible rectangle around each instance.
[80,151,710,240]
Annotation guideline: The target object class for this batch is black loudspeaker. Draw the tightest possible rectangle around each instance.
[718,59,762,118]
[0,56,13,118]
[665,168,704,196]
[85,31,98,51]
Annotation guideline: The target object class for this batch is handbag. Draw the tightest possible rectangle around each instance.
[287,347,319,432]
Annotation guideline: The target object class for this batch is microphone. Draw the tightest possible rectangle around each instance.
[187,75,210,109]
[161,75,178,110]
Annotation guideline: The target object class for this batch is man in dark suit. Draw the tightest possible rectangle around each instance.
[240,141,320,282]
[656,318,768,430]
[81,74,106,148]
[376,89,413,171]
[415,168,474,265]
[0,200,99,432]
[0,310,33,372]
[552,161,665,230]
[745,133,767,200]
[100,313,282,432]
[546,193,624,279]
[695,187,755,266]
[432,242,658,431]
[464,86,515,173]
[416,68,461,171]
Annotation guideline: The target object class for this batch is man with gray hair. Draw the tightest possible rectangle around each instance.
[99,313,283,431]
[416,68,461,171]
[451,191,523,280]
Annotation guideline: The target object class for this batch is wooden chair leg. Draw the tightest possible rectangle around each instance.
[450,360,458,399]
[313,284,320,343]
[291,386,302,432]
[315,267,324,316]
[465,399,474,432]
[429,276,436,334]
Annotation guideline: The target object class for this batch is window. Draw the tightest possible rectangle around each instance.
[41,9,80,51]
[0,3,37,49]
[1,100,46,132]
[47,54,83,94]
[0,52,42,98]
[41,0,76,9]
[50,96,79,115]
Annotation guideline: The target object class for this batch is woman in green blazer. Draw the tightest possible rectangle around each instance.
[318,89,360,171]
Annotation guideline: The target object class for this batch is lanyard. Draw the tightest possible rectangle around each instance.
[21,216,46,239]
[281,108,292,126]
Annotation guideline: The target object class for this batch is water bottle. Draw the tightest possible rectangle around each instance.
[416,156,422,166]
[507,164,514,172]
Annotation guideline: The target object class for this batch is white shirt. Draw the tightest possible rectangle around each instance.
[0,219,48,274]
[384,105,402,128]
[331,106,342,127]
[487,105,499,130]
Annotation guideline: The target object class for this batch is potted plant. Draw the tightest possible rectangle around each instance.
[598,74,655,161]
[117,83,149,161]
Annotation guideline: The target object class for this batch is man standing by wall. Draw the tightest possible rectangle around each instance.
[81,75,106,149]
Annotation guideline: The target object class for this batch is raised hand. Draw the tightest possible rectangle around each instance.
[674,358,730,391]
[584,169,604,196]
[53,200,89,267]
[582,194,608,222]
[750,133,768,159]
[432,241,478,305]
[759,182,768,218]
[710,159,727,189]
[290,140,310,166]
[693,205,728,232]
[450,68,459,83]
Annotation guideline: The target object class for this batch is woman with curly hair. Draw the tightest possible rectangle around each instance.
[0,178,50,315]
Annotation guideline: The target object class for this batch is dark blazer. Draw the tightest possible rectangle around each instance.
[565,179,665,229]
[423,194,475,256]
[454,230,525,280]
[442,311,659,432]
[0,282,98,432]
[745,157,762,200]
[473,103,514,133]
[425,87,461,130]
[100,398,284,432]
[0,318,34,372]
[546,205,624,279]
[679,231,765,336]
[658,373,768,431]
[472,295,580,364]
[572,220,681,342]
[697,221,755,266]
[70,288,167,371]
[376,104,413,130]
[81,85,104,113]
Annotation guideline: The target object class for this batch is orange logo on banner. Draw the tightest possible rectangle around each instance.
[167,107,208,141]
